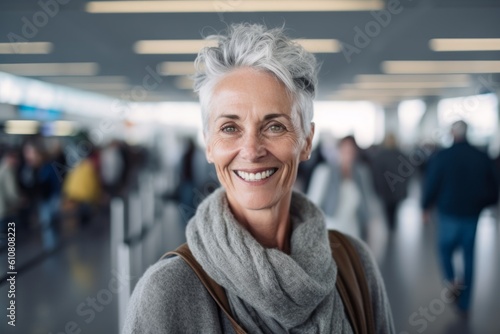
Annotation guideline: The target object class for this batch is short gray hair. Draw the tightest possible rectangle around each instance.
[193,23,318,137]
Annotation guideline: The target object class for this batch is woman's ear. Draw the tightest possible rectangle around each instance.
[300,122,315,161]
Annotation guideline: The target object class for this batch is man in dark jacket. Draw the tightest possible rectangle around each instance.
[373,134,409,231]
[422,120,499,314]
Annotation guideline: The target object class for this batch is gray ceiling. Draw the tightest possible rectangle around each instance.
[1,0,500,106]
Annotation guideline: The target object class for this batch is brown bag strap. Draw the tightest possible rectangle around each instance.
[162,245,247,334]
[328,230,376,334]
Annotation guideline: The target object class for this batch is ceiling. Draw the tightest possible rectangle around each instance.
[1,0,500,107]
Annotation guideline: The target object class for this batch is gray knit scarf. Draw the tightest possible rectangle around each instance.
[186,188,350,333]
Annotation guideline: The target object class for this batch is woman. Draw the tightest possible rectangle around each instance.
[308,136,373,239]
[124,23,394,333]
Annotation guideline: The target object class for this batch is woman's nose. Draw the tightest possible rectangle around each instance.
[240,132,266,161]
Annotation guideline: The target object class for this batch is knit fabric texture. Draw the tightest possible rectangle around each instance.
[187,188,344,333]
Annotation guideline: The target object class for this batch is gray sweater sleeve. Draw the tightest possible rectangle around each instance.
[122,256,229,334]
[348,236,396,334]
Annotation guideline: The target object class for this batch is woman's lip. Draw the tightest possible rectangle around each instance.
[232,167,278,173]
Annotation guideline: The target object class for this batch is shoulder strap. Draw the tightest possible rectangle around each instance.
[328,230,376,334]
[162,245,247,334]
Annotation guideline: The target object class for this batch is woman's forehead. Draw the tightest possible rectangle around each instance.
[216,67,284,89]
[210,69,291,111]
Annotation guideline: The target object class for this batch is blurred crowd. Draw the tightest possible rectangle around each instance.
[0,134,146,249]
[296,129,499,240]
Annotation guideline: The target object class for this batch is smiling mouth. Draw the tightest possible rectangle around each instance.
[234,168,278,182]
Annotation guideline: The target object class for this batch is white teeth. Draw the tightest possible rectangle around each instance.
[236,169,275,182]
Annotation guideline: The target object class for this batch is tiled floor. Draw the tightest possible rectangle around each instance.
[1,188,499,334]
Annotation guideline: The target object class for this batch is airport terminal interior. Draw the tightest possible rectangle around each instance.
[1,0,500,333]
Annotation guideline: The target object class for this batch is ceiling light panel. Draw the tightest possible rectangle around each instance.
[134,40,217,54]
[63,82,131,90]
[355,74,471,83]
[137,39,340,55]
[344,81,469,89]
[382,61,500,74]
[0,63,99,76]
[86,1,383,13]
[40,76,129,84]
[295,39,340,53]
[159,62,197,75]
[5,120,39,135]
[430,38,500,52]
[52,121,76,136]
[333,88,441,97]
[174,76,194,90]
[0,42,53,54]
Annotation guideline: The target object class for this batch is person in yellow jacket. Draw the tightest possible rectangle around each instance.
[63,151,101,225]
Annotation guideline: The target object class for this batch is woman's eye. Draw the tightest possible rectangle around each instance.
[222,125,237,133]
[269,124,285,133]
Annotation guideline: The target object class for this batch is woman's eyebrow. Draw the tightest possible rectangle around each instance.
[215,113,290,121]
[263,113,291,121]
[216,114,239,120]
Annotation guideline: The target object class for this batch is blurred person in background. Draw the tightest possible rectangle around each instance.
[176,137,197,224]
[46,137,68,182]
[372,133,409,231]
[0,147,20,235]
[21,140,62,249]
[308,135,372,239]
[17,140,38,230]
[422,120,499,315]
[100,139,126,199]
[124,23,394,333]
[63,148,102,226]
[172,135,220,222]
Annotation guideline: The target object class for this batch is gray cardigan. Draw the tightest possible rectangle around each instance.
[123,236,394,333]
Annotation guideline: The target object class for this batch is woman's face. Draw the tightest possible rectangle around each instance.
[23,145,42,167]
[339,140,357,168]
[205,67,314,214]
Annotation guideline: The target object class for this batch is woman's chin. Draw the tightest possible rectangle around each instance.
[230,191,284,212]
